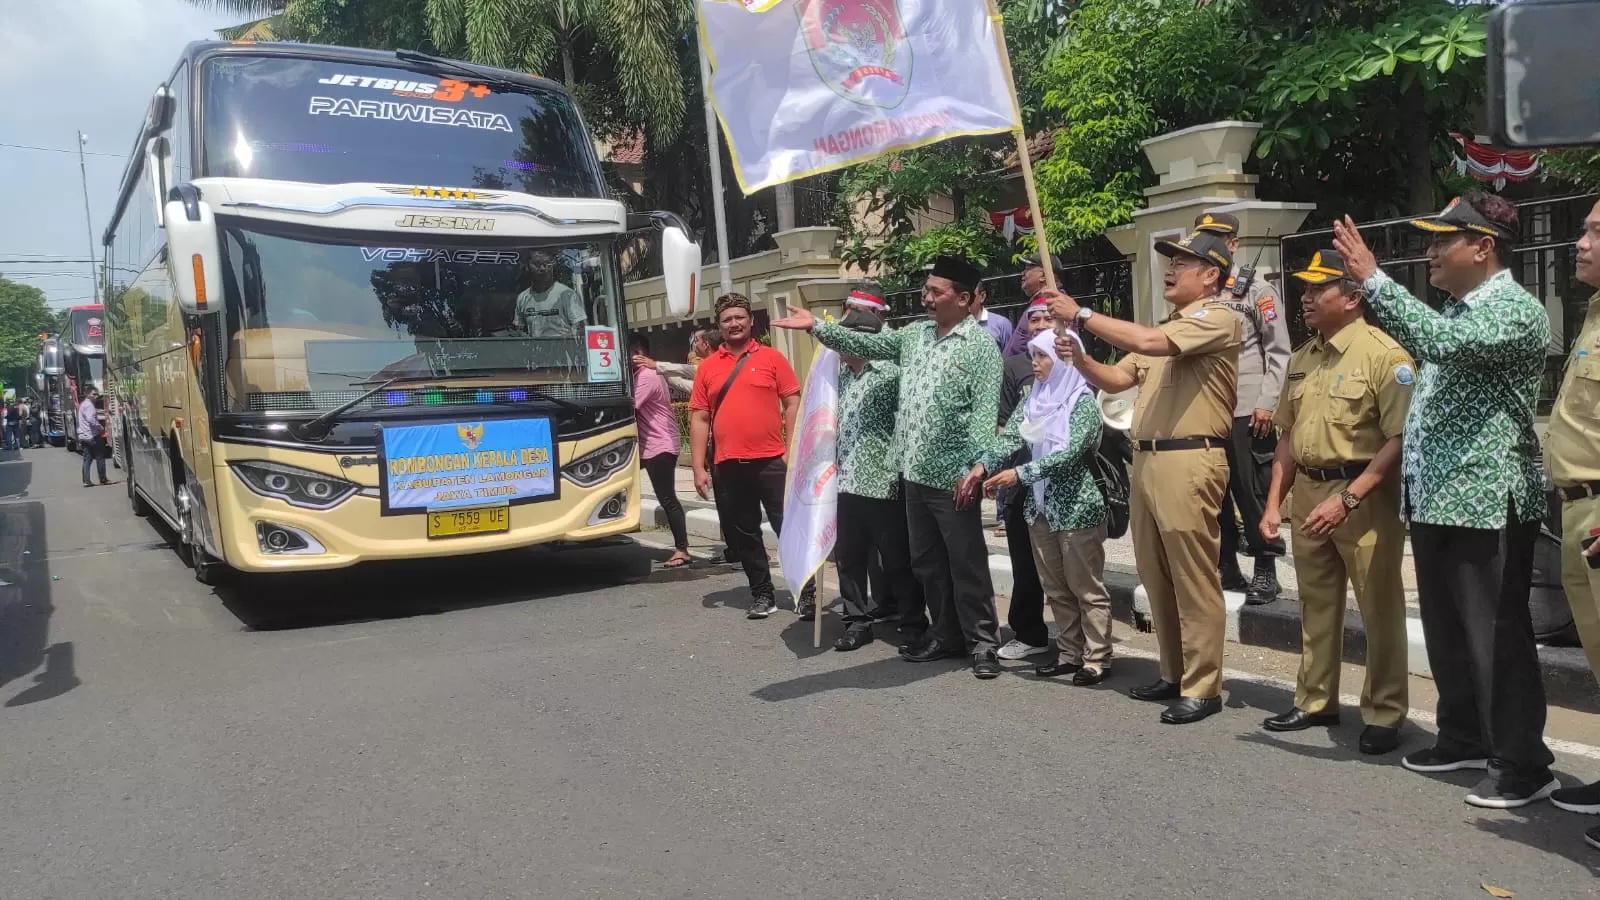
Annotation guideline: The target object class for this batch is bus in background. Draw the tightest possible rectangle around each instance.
[59,306,106,452]
[33,334,68,446]
[103,41,700,583]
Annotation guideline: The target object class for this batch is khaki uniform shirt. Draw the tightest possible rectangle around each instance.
[1545,291,1600,487]
[1275,321,1414,468]
[1114,299,1242,441]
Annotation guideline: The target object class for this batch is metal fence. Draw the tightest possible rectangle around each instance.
[1278,193,1598,415]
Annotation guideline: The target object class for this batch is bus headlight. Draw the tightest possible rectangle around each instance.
[231,460,359,510]
[561,438,635,488]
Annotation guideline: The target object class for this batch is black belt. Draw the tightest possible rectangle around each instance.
[1558,481,1600,502]
[1132,437,1225,452]
[1298,462,1370,482]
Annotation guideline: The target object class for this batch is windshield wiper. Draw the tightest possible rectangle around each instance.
[393,50,526,93]
[292,374,586,442]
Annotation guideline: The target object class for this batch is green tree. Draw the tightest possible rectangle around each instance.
[1542,149,1600,192]
[0,277,58,388]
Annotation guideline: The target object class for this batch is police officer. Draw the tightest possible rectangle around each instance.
[1050,228,1242,724]
[1259,249,1412,755]
[1193,212,1292,603]
[1546,199,1600,848]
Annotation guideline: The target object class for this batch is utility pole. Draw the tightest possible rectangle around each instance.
[77,131,100,304]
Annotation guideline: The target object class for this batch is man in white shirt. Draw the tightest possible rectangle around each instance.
[513,252,586,339]
[78,388,107,486]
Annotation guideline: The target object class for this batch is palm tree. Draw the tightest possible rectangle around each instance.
[425,0,692,140]
[183,0,297,40]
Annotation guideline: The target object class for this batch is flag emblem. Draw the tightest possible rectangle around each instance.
[457,423,485,450]
[799,0,911,108]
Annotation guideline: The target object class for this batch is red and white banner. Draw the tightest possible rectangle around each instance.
[778,347,840,598]
[699,0,1021,193]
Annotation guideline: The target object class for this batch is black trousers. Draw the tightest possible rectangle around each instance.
[642,452,688,551]
[905,480,999,654]
[1003,492,1049,647]
[1219,415,1286,560]
[1412,509,1555,775]
[837,490,924,632]
[713,456,814,601]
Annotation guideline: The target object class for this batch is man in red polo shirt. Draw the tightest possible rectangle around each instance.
[690,293,815,619]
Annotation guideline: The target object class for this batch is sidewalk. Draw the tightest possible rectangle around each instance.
[637,465,1599,712]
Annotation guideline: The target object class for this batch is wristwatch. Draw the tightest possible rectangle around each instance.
[1075,307,1095,328]
[1340,489,1362,510]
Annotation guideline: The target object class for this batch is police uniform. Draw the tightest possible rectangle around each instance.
[1274,250,1413,734]
[1113,230,1242,717]
[1194,212,1293,601]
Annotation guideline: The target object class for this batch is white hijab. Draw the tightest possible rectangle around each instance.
[1018,329,1094,511]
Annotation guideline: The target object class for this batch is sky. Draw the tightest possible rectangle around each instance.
[0,0,238,309]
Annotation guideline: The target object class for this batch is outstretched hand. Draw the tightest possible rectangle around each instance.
[982,469,1020,498]
[1331,215,1379,283]
[769,305,817,332]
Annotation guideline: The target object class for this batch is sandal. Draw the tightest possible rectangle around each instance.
[662,552,692,569]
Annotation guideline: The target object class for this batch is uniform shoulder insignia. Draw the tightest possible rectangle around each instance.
[1190,309,1209,319]
[1390,356,1415,386]
[1256,294,1278,321]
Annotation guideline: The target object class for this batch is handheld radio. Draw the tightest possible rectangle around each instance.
[1230,229,1273,298]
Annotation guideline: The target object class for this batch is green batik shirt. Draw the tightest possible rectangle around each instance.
[836,360,901,500]
[979,391,1106,532]
[814,316,1003,491]
[1363,268,1549,528]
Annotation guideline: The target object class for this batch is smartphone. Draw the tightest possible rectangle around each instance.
[1584,535,1600,571]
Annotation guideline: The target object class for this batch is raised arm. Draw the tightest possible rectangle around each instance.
[1360,272,1548,367]
[769,306,904,361]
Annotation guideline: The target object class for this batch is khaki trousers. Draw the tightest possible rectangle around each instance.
[1130,448,1229,699]
[1289,478,1409,727]
[1028,517,1112,666]
[1561,492,1600,678]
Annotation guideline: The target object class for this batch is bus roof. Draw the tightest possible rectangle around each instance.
[179,41,573,99]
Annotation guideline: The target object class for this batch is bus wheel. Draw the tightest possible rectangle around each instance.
[176,483,226,586]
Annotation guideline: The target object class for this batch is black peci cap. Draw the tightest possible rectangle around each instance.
[928,255,985,293]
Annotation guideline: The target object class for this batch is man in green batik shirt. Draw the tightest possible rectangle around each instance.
[1333,192,1557,811]
[829,284,925,652]
[772,256,1006,680]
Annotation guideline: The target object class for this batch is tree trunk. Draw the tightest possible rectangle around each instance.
[1400,81,1434,215]
[562,47,575,86]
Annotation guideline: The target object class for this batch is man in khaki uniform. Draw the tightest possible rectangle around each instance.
[1050,228,1242,724]
[1547,200,1600,846]
[1259,249,1412,755]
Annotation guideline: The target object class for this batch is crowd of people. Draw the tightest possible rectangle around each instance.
[629,194,1600,849]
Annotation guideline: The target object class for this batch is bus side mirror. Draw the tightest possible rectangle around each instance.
[1488,0,1600,147]
[165,190,223,316]
[662,226,703,318]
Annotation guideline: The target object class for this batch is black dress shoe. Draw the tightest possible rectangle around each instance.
[972,651,1001,680]
[1072,666,1109,686]
[1359,724,1403,755]
[1161,696,1223,725]
[901,640,963,663]
[1035,660,1082,678]
[1262,707,1341,732]
[834,630,873,652]
[1245,559,1279,606]
[1129,679,1181,702]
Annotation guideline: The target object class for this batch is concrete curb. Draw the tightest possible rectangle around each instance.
[639,497,1599,713]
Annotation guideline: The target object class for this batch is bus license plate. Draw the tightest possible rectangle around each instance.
[427,505,510,539]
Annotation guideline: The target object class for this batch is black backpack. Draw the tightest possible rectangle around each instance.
[1091,425,1131,540]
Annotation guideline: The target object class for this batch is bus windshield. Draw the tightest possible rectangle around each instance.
[201,55,605,198]
[216,221,626,415]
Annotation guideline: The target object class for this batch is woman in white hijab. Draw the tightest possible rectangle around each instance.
[970,329,1114,684]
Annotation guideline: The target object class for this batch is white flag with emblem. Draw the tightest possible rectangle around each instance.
[698,0,1021,193]
[778,347,840,598]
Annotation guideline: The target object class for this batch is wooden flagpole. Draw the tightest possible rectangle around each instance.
[813,562,825,649]
[985,0,1058,294]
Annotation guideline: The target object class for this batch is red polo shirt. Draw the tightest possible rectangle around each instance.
[689,342,800,464]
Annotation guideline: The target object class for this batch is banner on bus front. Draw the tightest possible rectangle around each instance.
[379,417,559,514]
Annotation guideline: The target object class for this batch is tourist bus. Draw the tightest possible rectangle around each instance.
[102,41,700,582]
[58,306,107,451]
[33,334,68,446]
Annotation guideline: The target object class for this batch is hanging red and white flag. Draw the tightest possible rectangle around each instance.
[698,0,1021,193]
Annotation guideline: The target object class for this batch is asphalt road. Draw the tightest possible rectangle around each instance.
[2,444,1598,899]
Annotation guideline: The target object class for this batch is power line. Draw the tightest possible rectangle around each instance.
[0,141,124,159]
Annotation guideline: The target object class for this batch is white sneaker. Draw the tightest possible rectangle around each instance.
[997,639,1051,661]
